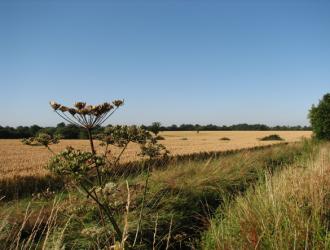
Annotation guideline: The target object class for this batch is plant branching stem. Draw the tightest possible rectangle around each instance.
[80,184,122,240]
[86,128,102,185]
[46,146,55,155]
[114,143,129,168]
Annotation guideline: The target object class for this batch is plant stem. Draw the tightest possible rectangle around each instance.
[87,128,96,154]
[114,143,129,168]
[86,128,102,185]
[80,184,122,240]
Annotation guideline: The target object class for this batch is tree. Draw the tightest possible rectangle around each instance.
[55,124,80,139]
[308,93,330,140]
[29,124,42,136]
[149,122,161,136]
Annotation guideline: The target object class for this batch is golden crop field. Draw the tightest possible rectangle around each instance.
[0,131,311,180]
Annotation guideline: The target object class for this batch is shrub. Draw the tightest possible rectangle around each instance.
[155,135,165,140]
[308,93,330,140]
[260,134,284,141]
[220,137,230,141]
[149,122,161,136]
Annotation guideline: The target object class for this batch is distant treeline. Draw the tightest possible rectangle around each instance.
[0,123,95,139]
[147,123,311,132]
[0,122,311,139]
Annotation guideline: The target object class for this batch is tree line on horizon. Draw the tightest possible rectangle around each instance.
[0,122,311,139]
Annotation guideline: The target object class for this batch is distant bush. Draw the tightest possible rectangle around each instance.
[155,135,165,140]
[149,122,162,136]
[220,137,231,141]
[260,134,284,141]
[181,137,188,140]
[309,93,330,140]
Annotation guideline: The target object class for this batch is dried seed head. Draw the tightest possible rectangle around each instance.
[91,105,101,116]
[68,108,77,116]
[74,102,86,110]
[50,101,61,110]
[85,105,93,113]
[112,99,124,107]
[50,100,123,128]
[59,105,69,112]
[100,102,113,114]
[80,108,89,115]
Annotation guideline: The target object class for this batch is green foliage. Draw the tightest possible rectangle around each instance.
[55,124,81,139]
[149,122,161,135]
[48,147,105,179]
[309,93,330,140]
[99,125,150,147]
[260,134,284,141]
[139,138,169,159]
[0,123,312,139]
[21,133,60,148]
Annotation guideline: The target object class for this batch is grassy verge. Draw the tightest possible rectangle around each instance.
[202,142,329,249]
[0,141,317,249]
[125,141,316,249]
[0,143,286,200]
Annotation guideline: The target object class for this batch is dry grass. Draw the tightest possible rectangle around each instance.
[202,142,329,249]
[0,131,311,180]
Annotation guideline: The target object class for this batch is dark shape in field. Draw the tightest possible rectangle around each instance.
[260,134,284,141]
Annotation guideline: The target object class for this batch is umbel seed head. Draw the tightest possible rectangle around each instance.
[50,100,123,129]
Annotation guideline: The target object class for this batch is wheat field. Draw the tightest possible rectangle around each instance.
[0,131,311,180]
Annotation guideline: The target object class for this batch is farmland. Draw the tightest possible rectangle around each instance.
[0,131,311,180]
[1,138,328,249]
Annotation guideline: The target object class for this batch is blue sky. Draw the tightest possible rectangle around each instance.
[0,0,329,127]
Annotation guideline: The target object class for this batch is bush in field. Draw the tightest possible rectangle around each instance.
[220,137,230,141]
[309,93,330,140]
[260,134,284,141]
[21,133,60,153]
[155,135,165,140]
[23,100,168,248]
[149,122,161,136]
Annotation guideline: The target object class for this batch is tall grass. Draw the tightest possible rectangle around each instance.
[124,142,315,248]
[0,197,70,250]
[202,141,329,249]
[0,142,317,249]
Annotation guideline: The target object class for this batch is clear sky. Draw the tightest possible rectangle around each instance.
[0,0,329,127]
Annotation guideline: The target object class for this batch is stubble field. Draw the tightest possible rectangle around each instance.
[0,131,311,180]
